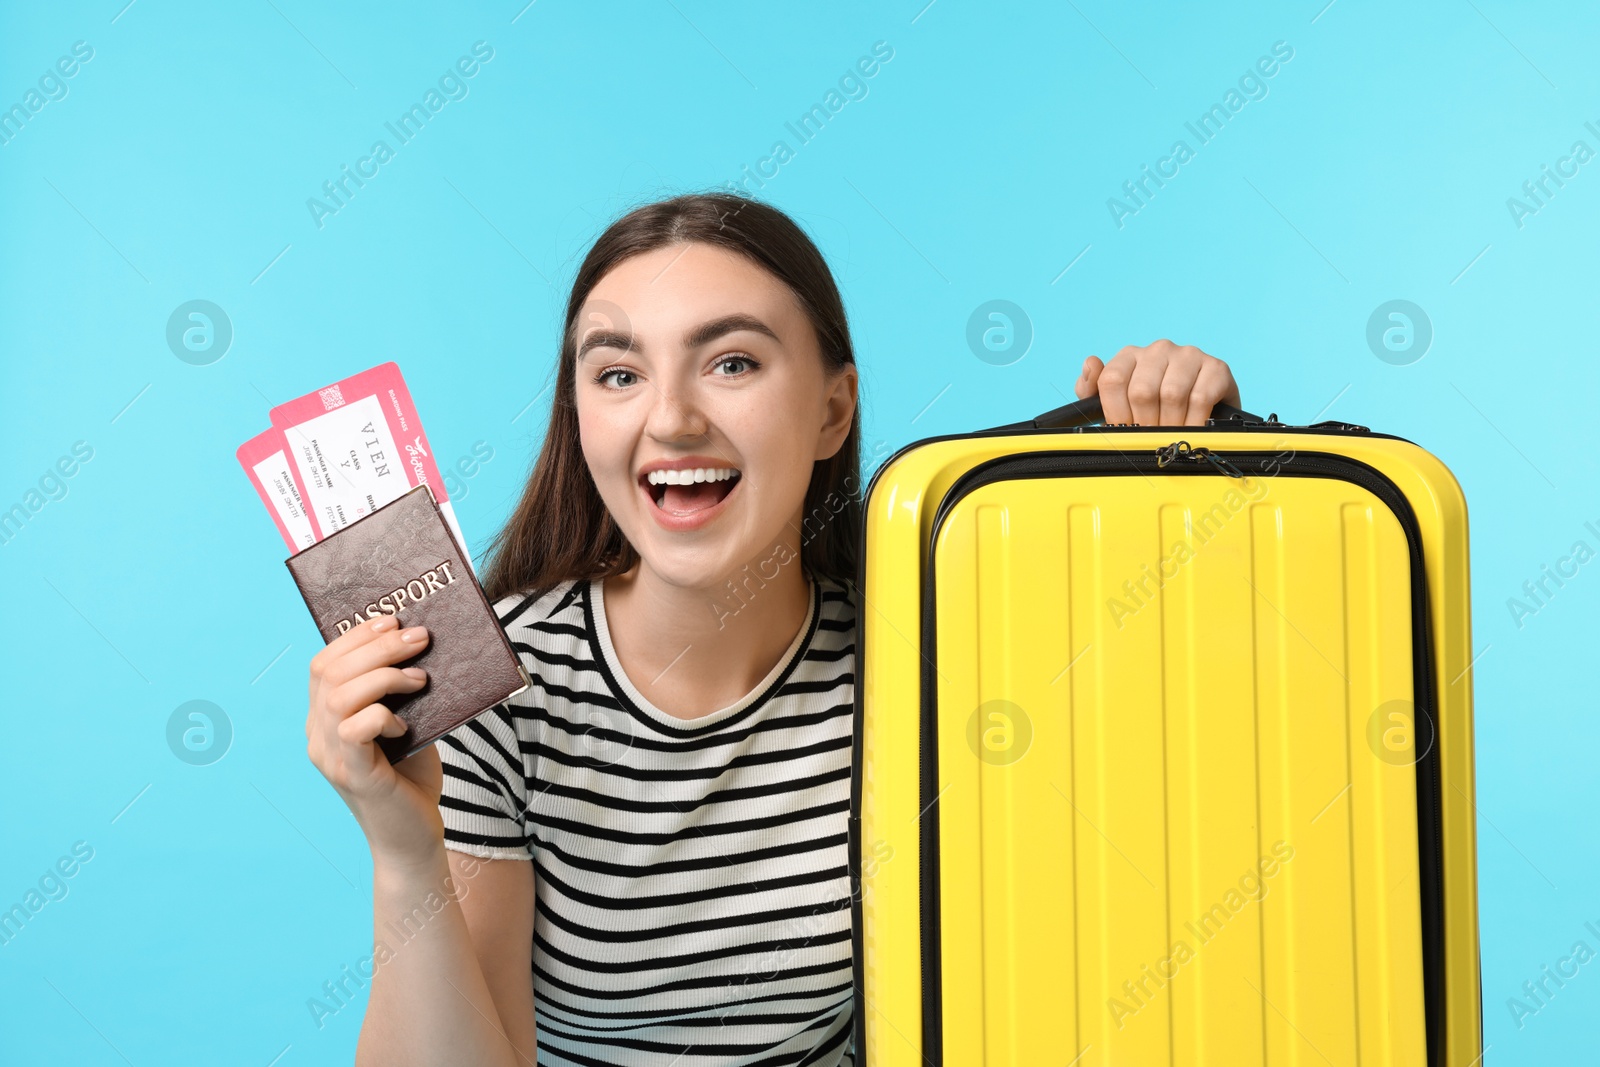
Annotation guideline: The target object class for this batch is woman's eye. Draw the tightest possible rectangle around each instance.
[593,356,757,389]
[715,355,759,375]
[594,367,636,388]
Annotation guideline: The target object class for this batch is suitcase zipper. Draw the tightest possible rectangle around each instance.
[1154,438,1247,479]
[913,446,1447,1066]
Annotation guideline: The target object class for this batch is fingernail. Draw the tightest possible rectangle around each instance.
[401,626,428,643]
[402,667,427,680]
[372,616,397,631]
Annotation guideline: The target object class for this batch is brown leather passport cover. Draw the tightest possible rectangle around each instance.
[284,483,530,764]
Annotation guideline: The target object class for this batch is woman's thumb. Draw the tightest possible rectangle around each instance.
[1076,355,1105,400]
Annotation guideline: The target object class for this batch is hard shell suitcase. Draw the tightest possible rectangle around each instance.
[847,398,1481,1066]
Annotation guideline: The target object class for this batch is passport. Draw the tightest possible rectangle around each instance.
[284,482,530,764]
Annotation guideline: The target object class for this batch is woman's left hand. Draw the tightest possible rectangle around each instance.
[1075,339,1241,426]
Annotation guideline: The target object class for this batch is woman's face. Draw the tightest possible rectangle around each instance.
[574,241,856,594]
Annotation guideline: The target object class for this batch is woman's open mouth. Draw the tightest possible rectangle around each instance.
[639,467,742,531]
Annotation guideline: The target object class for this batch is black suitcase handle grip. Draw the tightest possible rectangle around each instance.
[987,395,1262,431]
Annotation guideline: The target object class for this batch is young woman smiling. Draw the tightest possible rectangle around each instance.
[303,192,1242,1066]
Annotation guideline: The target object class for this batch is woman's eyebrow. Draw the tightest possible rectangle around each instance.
[576,329,636,360]
[577,312,781,360]
[684,313,781,350]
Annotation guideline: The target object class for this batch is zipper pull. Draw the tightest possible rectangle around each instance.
[1155,440,1194,467]
[1199,450,1245,479]
[1155,440,1244,478]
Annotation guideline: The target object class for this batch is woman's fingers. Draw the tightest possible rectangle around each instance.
[311,672,422,794]
[1157,346,1204,426]
[1096,349,1137,425]
[300,620,450,869]
[302,608,431,798]
[338,702,411,747]
[325,667,429,721]
[308,665,421,758]
[1075,355,1104,400]
[308,616,401,730]
[320,624,431,689]
[1080,341,1240,426]
[1183,356,1241,425]
[310,614,402,682]
[1123,345,1170,426]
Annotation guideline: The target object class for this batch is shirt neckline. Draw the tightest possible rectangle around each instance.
[584,572,820,734]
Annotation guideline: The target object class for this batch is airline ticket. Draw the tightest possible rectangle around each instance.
[238,361,475,573]
[235,427,318,552]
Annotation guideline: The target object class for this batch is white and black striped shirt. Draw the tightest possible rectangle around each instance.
[437,571,857,1066]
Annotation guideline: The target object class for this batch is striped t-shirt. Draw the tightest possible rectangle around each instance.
[436,570,858,1066]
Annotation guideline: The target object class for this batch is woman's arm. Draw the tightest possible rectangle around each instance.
[451,850,539,1060]
[355,847,538,1067]
[298,614,538,1065]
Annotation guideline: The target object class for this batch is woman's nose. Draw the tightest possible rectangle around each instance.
[644,377,710,440]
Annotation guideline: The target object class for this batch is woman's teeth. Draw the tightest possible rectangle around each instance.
[645,467,740,485]
[646,468,741,512]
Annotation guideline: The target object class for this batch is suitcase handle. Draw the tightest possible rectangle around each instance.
[989,395,1264,431]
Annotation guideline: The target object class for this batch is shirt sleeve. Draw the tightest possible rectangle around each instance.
[437,701,533,861]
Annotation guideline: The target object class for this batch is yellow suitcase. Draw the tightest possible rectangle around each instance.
[847,398,1481,1066]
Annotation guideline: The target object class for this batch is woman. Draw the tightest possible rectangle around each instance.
[304,192,1242,1066]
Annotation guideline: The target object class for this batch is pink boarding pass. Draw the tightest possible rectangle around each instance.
[236,426,320,552]
[268,361,474,572]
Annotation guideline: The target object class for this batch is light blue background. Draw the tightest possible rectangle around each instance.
[2,1,1596,1063]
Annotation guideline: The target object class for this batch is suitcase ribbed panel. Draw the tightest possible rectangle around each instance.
[855,430,1478,1067]
[930,473,1428,1065]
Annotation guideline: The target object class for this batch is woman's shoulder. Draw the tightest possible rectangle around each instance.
[483,578,592,722]
[490,577,587,635]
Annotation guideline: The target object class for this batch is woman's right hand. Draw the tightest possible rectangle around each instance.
[305,615,445,871]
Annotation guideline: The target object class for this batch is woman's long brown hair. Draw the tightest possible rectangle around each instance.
[479,191,863,606]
